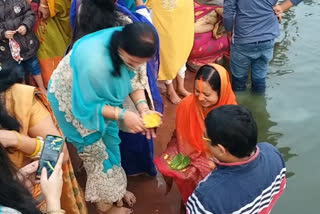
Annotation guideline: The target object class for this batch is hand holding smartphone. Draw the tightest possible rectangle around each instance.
[36,135,65,179]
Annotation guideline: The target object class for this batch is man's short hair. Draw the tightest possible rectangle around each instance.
[205,105,258,158]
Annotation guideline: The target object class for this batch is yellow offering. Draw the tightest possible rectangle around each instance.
[143,113,161,128]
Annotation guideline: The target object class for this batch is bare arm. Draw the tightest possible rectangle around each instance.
[194,23,214,33]
[0,130,37,155]
[28,116,69,162]
[215,7,223,17]
[135,0,144,7]
[102,105,118,120]
[102,102,148,134]
[129,89,150,114]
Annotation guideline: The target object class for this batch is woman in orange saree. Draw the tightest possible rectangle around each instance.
[0,67,87,214]
[154,63,237,203]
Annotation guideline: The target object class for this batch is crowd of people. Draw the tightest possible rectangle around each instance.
[0,0,302,213]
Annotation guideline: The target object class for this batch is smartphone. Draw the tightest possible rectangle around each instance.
[36,135,65,179]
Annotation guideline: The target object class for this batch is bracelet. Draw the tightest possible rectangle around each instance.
[32,137,44,159]
[12,131,22,150]
[118,108,127,121]
[40,3,49,8]
[114,107,119,121]
[135,99,147,108]
[27,137,42,157]
[45,210,65,214]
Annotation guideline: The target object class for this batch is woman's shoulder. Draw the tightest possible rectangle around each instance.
[9,84,35,95]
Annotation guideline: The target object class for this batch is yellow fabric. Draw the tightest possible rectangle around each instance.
[147,0,194,80]
[3,84,88,214]
[30,95,51,128]
[4,84,47,167]
[48,0,56,17]
[35,0,72,87]
[60,161,87,214]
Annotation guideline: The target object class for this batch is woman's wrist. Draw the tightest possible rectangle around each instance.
[138,104,150,115]
[27,137,44,158]
[46,197,61,212]
[113,107,126,121]
[118,108,127,121]
[0,130,20,148]
[134,99,149,114]
[12,131,22,149]
[139,108,149,116]
[40,3,49,8]
[135,99,147,108]
[40,0,48,5]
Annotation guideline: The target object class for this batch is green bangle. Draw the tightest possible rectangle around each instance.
[119,109,127,121]
[135,99,147,108]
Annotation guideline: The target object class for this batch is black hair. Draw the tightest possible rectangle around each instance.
[205,105,258,158]
[0,144,42,213]
[109,23,158,76]
[0,62,22,131]
[195,65,221,95]
[75,0,117,40]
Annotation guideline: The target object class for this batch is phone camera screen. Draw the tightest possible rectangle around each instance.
[36,135,64,178]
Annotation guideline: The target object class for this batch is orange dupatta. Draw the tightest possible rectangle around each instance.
[154,64,237,203]
[176,63,237,153]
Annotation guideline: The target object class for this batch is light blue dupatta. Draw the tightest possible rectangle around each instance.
[70,27,135,138]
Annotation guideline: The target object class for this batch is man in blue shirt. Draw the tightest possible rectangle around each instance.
[187,105,287,214]
[223,0,303,92]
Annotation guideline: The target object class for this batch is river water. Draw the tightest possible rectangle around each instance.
[236,1,320,213]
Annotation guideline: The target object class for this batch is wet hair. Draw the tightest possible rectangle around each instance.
[205,105,258,158]
[0,143,42,214]
[195,65,221,95]
[76,0,117,40]
[0,63,22,131]
[109,23,158,76]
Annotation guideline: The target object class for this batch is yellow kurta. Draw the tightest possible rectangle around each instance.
[147,0,194,80]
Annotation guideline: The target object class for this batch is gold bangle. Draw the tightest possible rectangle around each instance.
[45,210,66,214]
[33,137,44,159]
[27,138,41,157]
[12,131,22,150]
[40,3,49,8]
[114,107,119,121]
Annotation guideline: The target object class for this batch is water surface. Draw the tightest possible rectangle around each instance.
[236,1,320,213]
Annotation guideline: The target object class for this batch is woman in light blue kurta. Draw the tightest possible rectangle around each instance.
[48,23,158,213]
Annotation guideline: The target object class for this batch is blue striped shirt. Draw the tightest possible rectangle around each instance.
[187,143,287,214]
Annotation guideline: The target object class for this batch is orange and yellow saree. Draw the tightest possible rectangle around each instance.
[154,64,237,203]
[4,84,87,214]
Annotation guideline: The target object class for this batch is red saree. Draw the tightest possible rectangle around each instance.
[154,64,237,203]
[188,1,229,66]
